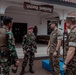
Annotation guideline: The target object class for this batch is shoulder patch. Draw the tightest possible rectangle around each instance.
[71,27,76,32]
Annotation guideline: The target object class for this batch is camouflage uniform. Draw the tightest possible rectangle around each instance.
[49,29,62,75]
[21,33,37,70]
[64,26,76,75]
[0,26,18,75]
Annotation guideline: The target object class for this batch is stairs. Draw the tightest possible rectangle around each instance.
[16,44,48,59]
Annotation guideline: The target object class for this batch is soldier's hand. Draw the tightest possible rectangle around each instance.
[53,51,57,57]
[35,50,37,53]
[15,60,20,67]
[63,64,67,71]
[46,50,49,55]
[23,50,27,54]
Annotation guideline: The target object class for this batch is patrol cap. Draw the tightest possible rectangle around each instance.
[28,26,33,30]
[3,16,13,25]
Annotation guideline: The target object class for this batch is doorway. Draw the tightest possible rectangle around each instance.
[12,22,27,43]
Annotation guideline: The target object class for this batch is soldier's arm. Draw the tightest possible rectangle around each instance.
[46,39,51,54]
[64,47,75,65]
[6,32,19,65]
[56,31,63,51]
[32,35,37,52]
[64,32,76,65]
[33,43,37,53]
[22,35,28,52]
[47,40,50,50]
[6,32,12,50]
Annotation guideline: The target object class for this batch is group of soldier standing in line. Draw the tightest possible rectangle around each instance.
[0,16,76,75]
[46,18,76,75]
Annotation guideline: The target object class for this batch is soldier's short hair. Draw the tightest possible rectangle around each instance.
[3,16,13,25]
[66,18,76,25]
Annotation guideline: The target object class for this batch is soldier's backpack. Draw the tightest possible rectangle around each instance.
[0,27,7,50]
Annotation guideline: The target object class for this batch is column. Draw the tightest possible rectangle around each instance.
[59,11,68,57]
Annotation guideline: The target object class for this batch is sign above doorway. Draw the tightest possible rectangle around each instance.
[24,2,53,13]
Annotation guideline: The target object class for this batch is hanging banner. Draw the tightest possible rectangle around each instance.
[24,2,53,13]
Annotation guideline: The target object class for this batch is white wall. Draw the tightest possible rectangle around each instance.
[5,13,48,35]
[38,19,47,35]
[5,13,39,25]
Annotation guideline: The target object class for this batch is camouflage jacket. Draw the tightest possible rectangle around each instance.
[6,29,18,59]
[49,29,63,53]
[67,26,76,58]
[68,26,76,47]
[22,33,37,53]
[0,26,18,62]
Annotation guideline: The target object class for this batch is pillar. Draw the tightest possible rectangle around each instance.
[59,10,68,56]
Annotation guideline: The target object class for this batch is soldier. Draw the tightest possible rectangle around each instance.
[33,26,38,36]
[0,16,20,75]
[46,22,62,75]
[63,18,76,75]
[20,26,37,75]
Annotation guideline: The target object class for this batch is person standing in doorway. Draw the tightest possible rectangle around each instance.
[46,22,62,75]
[33,26,38,36]
[20,26,37,75]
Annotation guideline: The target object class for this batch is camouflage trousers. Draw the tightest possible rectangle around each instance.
[49,53,59,75]
[0,51,10,75]
[0,58,10,75]
[0,50,17,75]
[22,51,35,68]
[64,59,76,75]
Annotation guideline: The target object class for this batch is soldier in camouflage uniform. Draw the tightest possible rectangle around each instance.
[20,26,37,75]
[47,22,62,75]
[63,18,76,75]
[0,16,19,75]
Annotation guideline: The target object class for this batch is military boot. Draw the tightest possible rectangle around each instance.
[20,67,25,75]
[29,66,34,73]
